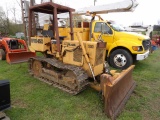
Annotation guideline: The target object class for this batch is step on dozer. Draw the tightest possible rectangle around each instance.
[100,65,136,119]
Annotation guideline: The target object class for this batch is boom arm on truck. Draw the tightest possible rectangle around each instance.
[57,0,138,18]
[58,0,150,69]
[74,0,138,15]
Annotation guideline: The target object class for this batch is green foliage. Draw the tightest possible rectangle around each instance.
[0,49,160,120]
[20,36,26,40]
[8,23,23,36]
[8,35,17,38]
[152,31,160,35]
[141,31,146,35]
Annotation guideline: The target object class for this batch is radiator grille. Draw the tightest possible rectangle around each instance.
[73,49,82,62]
[95,48,104,66]
[142,39,151,50]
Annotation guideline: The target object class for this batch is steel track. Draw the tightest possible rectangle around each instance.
[28,57,89,95]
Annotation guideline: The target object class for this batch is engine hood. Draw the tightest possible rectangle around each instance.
[115,31,149,41]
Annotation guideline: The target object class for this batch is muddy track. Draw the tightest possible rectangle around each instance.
[28,57,89,95]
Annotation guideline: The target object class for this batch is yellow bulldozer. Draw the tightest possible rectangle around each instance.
[28,2,136,119]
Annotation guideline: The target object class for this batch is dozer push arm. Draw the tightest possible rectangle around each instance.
[76,32,96,82]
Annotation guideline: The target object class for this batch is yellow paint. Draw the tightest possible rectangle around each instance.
[59,21,149,57]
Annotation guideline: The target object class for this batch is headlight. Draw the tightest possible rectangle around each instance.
[132,46,143,51]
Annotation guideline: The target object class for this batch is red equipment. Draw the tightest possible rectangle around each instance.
[0,37,36,64]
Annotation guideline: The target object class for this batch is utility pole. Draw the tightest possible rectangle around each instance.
[94,0,97,6]
[30,0,37,37]
[20,0,27,40]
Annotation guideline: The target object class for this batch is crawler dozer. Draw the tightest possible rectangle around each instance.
[28,2,136,119]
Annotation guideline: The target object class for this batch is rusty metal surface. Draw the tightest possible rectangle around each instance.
[29,2,75,14]
[97,42,106,48]
[28,57,88,95]
[28,2,75,53]
[100,65,136,120]
[95,48,104,66]
[32,60,42,77]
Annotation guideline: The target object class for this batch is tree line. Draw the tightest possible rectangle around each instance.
[0,6,23,36]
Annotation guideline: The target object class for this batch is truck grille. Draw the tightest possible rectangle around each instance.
[142,39,151,50]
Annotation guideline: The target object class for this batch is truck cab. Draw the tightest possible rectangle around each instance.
[91,20,150,69]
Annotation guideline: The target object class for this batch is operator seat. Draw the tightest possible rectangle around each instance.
[9,40,19,49]
[41,30,55,39]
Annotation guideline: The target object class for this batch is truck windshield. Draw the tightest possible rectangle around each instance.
[110,23,125,32]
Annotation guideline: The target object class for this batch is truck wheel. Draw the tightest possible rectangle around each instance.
[0,49,6,60]
[109,49,133,69]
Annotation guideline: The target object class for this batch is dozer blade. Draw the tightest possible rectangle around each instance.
[100,65,136,120]
[6,52,36,64]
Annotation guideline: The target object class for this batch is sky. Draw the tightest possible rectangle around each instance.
[0,0,160,26]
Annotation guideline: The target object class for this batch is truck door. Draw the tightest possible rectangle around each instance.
[92,22,114,50]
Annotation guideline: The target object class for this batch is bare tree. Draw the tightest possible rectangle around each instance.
[5,4,10,33]
[15,0,21,7]
[0,7,7,27]
[94,0,97,6]
[10,6,17,24]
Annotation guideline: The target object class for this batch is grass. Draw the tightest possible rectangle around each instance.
[0,49,160,120]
